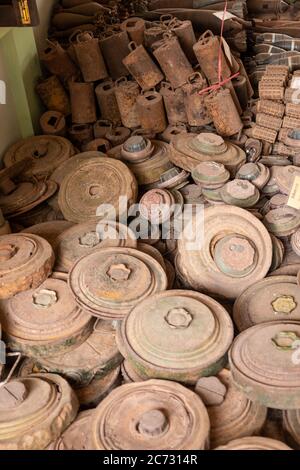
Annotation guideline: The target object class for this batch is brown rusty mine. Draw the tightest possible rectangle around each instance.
[237,163,270,190]
[95,81,121,126]
[270,234,285,272]
[261,166,281,197]
[205,89,243,137]
[230,321,300,409]
[22,221,74,249]
[90,380,210,450]
[170,132,246,176]
[40,111,66,137]
[114,78,140,129]
[35,75,71,116]
[3,135,75,180]
[93,120,113,139]
[121,18,145,46]
[137,91,167,134]
[58,156,138,224]
[233,276,300,332]
[117,290,233,383]
[263,208,300,238]
[73,31,108,83]
[291,229,300,257]
[196,369,267,449]
[193,31,231,85]
[0,274,94,357]
[48,410,94,451]
[137,243,166,272]
[159,82,187,125]
[82,138,111,154]
[68,124,93,148]
[159,124,188,144]
[275,165,300,196]
[69,81,97,125]
[139,189,175,225]
[182,73,212,127]
[171,19,196,64]
[153,35,193,90]
[20,320,121,388]
[121,136,154,163]
[123,42,164,91]
[177,205,273,299]
[245,138,262,163]
[215,437,292,451]
[0,374,78,450]
[40,40,79,85]
[0,233,54,300]
[54,220,137,273]
[155,167,189,191]
[99,31,130,81]
[179,184,205,204]
[69,247,168,321]
[192,162,230,189]
[105,127,131,147]
[127,140,174,187]
[220,180,260,208]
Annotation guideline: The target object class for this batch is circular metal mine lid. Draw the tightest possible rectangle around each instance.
[54,220,137,273]
[275,165,300,195]
[58,157,137,223]
[118,290,233,379]
[90,380,210,450]
[3,136,74,180]
[263,207,300,237]
[69,247,168,320]
[0,233,54,300]
[49,410,93,451]
[0,374,78,450]
[22,221,74,248]
[215,436,291,450]
[220,180,260,208]
[233,276,300,331]
[229,321,300,409]
[192,161,230,189]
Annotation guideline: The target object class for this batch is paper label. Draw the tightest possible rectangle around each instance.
[222,38,233,66]
[290,77,300,89]
[213,11,236,21]
[287,175,300,209]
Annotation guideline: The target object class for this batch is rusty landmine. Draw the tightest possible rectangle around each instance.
[69,247,168,321]
[117,290,233,383]
[0,233,54,300]
[236,162,270,190]
[58,157,138,223]
[177,206,273,299]
[196,369,267,448]
[121,360,146,384]
[48,151,105,212]
[0,374,78,450]
[192,162,230,189]
[215,436,292,450]
[48,410,94,450]
[3,136,75,180]
[90,380,210,450]
[170,133,246,176]
[0,274,94,357]
[139,189,176,225]
[11,203,64,229]
[263,208,300,238]
[22,221,74,249]
[220,180,260,208]
[229,321,300,409]
[233,276,300,332]
[54,220,137,273]
[275,165,300,195]
[270,234,285,272]
[261,166,281,196]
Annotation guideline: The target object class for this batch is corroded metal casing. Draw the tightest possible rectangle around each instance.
[193,30,231,85]
[40,40,79,85]
[40,111,66,137]
[137,91,167,133]
[205,88,243,137]
[182,73,212,127]
[36,76,71,116]
[265,64,289,75]
[170,19,196,64]
[121,17,146,46]
[68,124,94,147]
[252,125,278,144]
[285,103,300,118]
[256,113,282,131]
[258,85,284,101]
[261,75,287,87]
[73,32,108,82]
[232,76,249,111]
[100,31,130,80]
[82,138,111,153]
[153,35,193,89]
[160,82,187,125]
[282,116,300,129]
[257,99,285,118]
[93,120,112,139]
[123,42,164,91]
[144,25,165,48]
[95,81,121,126]
[106,127,131,147]
[69,81,97,124]
[114,78,140,129]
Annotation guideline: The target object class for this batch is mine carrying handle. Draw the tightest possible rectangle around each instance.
[188,72,203,84]
[160,14,174,26]
[128,41,138,52]
[68,29,82,44]
[76,31,95,43]
[198,30,214,45]
[115,76,128,87]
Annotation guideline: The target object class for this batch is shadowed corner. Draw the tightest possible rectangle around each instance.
[0,80,6,105]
